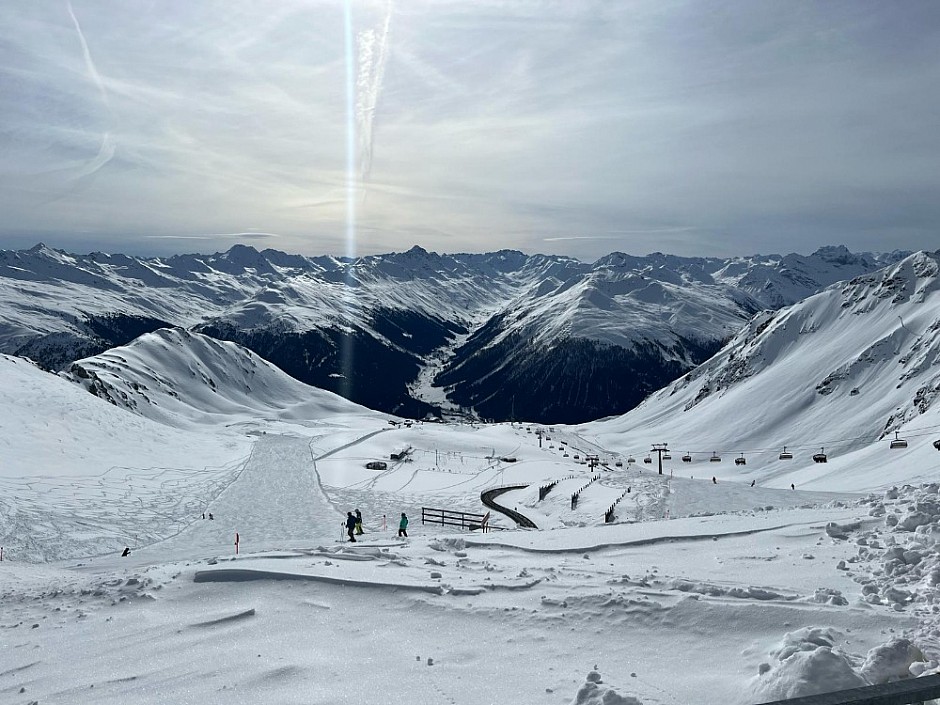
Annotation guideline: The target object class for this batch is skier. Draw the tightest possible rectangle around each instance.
[712,476,717,484]
[121,547,130,557]
[750,479,755,487]
[346,511,357,542]
[355,508,364,535]
[208,512,214,520]
[398,512,409,538]
[791,483,795,490]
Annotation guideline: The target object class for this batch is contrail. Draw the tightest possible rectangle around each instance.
[356,0,392,182]
[66,0,114,182]
[67,0,110,110]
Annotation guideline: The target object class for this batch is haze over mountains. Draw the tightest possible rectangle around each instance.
[0,243,910,424]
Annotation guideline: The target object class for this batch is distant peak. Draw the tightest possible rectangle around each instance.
[225,244,261,257]
[812,245,858,265]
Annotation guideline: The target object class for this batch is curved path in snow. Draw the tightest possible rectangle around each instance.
[480,485,538,529]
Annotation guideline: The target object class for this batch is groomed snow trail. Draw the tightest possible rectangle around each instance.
[138,435,343,559]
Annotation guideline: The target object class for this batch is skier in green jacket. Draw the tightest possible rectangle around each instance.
[398,512,408,538]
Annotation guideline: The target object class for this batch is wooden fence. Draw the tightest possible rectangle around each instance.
[421,507,490,532]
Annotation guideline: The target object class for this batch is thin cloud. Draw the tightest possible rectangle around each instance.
[1,1,938,259]
[145,232,281,241]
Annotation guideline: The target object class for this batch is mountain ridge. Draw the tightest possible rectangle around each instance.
[0,242,910,422]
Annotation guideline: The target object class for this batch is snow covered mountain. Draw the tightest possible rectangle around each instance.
[64,327,379,428]
[0,242,904,423]
[582,250,940,491]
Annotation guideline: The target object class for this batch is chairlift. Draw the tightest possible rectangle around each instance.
[889,431,908,450]
[663,453,672,460]
[812,447,828,463]
[563,452,569,458]
[615,460,623,467]
[643,456,652,464]
[734,453,746,466]
[627,456,635,464]
[573,454,580,460]
[681,452,692,463]
[934,439,940,452]
[779,445,793,461]
[709,452,721,463]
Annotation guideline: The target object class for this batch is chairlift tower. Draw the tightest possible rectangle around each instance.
[651,443,669,475]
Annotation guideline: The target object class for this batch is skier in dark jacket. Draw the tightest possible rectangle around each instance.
[346,512,358,542]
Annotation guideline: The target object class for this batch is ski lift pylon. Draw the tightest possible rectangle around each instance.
[889,431,908,450]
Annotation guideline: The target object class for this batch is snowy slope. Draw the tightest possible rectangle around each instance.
[7,321,940,704]
[64,327,380,429]
[0,353,251,560]
[581,251,940,491]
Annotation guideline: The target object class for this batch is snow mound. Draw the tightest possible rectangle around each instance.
[569,671,643,705]
[749,627,932,703]
[749,628,866,702]
[860,638,925,684]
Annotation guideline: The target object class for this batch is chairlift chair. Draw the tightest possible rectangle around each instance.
[709,452,721,463]
[615,460,623,467]
[812,447,828,463]
[934,439,940,452]
[643,456,652,464]
[663,453,672,460]
[681,453,692,463]
[889,431,908,450]
[779,446,793,460]
[734,454,746,466]
[626,456,634,464]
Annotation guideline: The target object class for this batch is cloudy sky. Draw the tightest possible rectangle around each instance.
[1,1,938,261]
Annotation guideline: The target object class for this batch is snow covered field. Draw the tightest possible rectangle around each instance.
[4,332,940,704]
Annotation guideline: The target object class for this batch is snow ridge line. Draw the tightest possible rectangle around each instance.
[192,568,446,593]
[480,485,538,529]
[465,520,830,554]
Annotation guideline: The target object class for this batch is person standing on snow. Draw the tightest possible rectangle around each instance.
[346,511,358,542]
[398,512,409,538]
[355,508,364,535]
